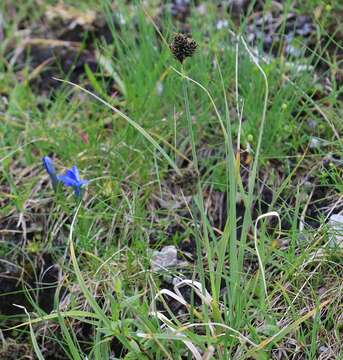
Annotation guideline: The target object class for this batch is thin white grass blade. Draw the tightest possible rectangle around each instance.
[174,280,212,306]
[151,289,188,309]
[184,341,202,360]
[254,211,281,299]
[151,311,202,360]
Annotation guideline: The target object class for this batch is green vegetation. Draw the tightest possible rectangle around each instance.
[1,1,342,359]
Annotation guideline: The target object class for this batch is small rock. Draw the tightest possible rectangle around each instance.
[151,246,186,271]
[319,345,329,354]
[309,136,329,149]
[328,214,343,248]
[309,137,321,149]
[216,19,229,30]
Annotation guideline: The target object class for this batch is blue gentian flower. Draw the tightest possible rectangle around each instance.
[42,156,59,188]
[57,165,89,198]
[42,157,88,198]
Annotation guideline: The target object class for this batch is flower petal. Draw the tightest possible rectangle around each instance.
[42,156,59,187]
[42,156,56,177]
[64,169,78,181]
[71,166,81,181]
[57,174,78,187]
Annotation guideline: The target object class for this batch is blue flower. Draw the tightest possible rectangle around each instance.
[57,165,89,198]
[42,157,89,198]
[42,156,59,188]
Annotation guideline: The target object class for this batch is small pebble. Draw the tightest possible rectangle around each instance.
[328,214,343,248]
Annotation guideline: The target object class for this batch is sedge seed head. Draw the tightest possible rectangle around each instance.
[170,33,197,63]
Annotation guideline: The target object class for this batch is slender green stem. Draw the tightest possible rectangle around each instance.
[181,66,198,172]
[181,64,217,327]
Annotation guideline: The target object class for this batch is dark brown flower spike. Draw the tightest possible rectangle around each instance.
[170,33,197,63]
